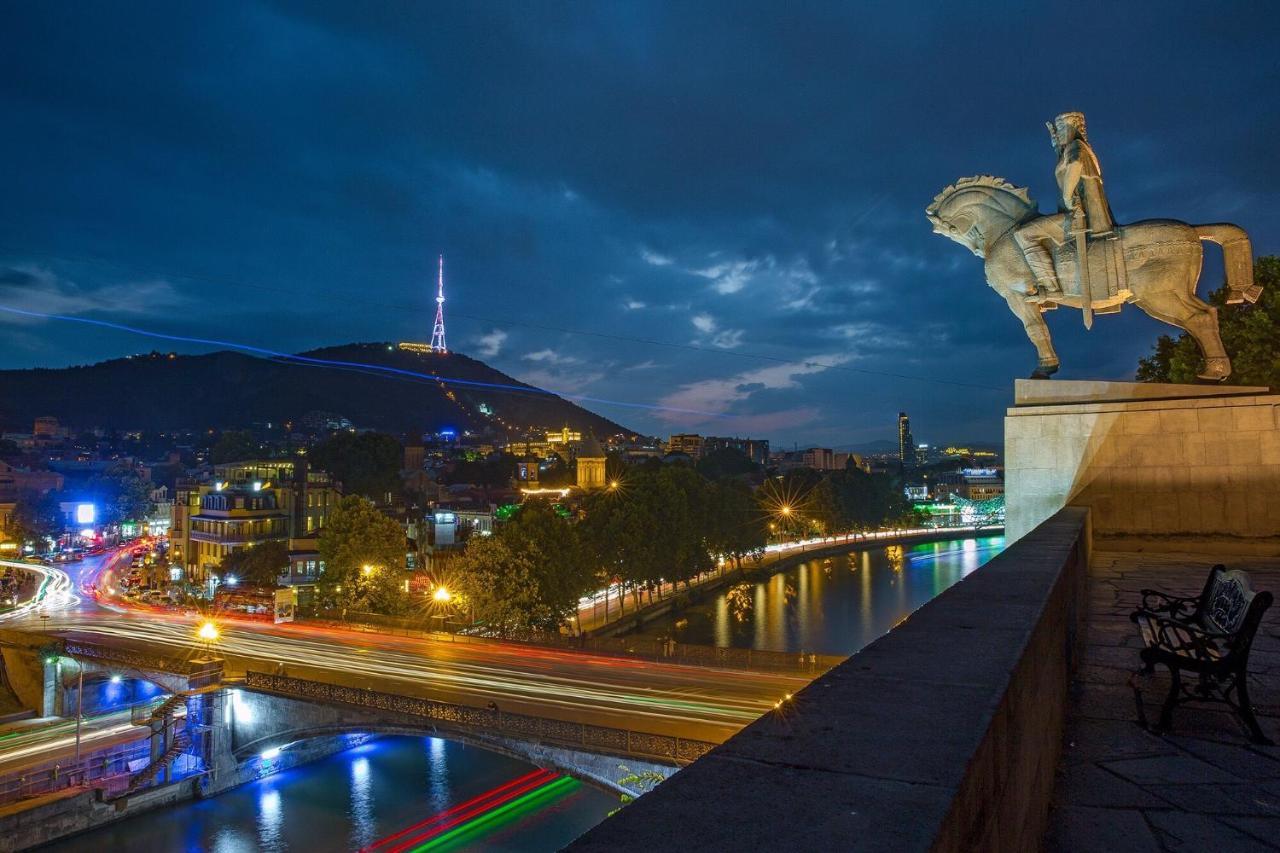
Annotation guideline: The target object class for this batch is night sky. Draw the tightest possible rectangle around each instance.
[2,2,1277,447]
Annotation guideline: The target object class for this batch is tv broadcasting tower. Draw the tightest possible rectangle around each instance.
[430,254,447,353]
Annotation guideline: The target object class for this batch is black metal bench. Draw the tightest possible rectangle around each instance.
[1130,564,1273,744]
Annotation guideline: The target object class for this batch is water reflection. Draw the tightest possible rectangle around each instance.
[638,536,1005,655]
[726,584,753,623]
[349,754,373,850]
[256,788,282,853]
[886,545,904,572]
[40,736,616,853]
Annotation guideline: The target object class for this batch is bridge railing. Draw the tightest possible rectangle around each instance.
[62,640,223,686]
[244,671,718,765]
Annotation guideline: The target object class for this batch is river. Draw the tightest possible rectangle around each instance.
[40,736,617,853]
[634,535,1006,655]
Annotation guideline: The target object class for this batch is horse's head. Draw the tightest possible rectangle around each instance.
[926,176,1036,258]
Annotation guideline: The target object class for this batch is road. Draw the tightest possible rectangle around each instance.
[0,558,82,622]
[1,547,808,748]
[41,612,805,744]
[0,701,167,774]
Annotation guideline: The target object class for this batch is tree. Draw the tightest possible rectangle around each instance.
[1137,256,1280,386]
[310,432,403,502]
[85,465,153,525]
[220,539,288,587]
[828,468,912,530]
[706,481,767,569]
[211,430,262,464]
[317,495,409,614]
[499,499,593,630]
[695,447,760,481]
[453,536,547,633]
[8,490,63,546]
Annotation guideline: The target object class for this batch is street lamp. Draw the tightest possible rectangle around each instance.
[52,656,85,762]
[361,564,374,577]
[433,586,452,603]
[196,620,220,658]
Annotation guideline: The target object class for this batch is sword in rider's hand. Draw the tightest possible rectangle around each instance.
[1072,197,1093,329]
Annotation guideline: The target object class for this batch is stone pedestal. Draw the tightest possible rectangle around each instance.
[1005,379,1280,550]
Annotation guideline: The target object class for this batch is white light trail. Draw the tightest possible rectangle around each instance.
[0,560,80,621]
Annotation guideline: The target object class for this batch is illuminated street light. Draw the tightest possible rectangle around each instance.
[433,586,452,603]
[197,621,220,642]
[780,505,792,516]
[608,480,619,490]
[361,564,374,576]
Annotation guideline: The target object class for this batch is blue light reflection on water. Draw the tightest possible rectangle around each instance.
[38,736,616,853]
[640,536,1006,655]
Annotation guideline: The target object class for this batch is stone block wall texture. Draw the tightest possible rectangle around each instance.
[569,507,1089,853]
[1005,382,1280,545]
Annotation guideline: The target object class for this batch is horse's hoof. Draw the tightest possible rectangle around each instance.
[1030,363,1059,380]
[1197,357,1231,382]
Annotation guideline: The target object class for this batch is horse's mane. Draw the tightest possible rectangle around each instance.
[926,176,1034,225]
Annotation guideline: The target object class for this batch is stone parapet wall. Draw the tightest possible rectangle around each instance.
[568,507,1090,852]
[1005,380,1279,546]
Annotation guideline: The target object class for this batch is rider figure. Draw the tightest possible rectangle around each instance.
[1015,112,1116,303]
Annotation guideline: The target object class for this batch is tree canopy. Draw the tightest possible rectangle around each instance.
[1138,256,1280,386]
[220,539,289,587]
[317,495,408,614]
[310,431,403,502]
[211,430,262,464]
[7,490,62,545]
[454,498,592,633]
[84,464,154,525]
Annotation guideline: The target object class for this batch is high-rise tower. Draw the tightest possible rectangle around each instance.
[898,412,916,472]
[430,254,447,353]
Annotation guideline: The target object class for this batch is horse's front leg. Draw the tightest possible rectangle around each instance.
[999,287,1060,378]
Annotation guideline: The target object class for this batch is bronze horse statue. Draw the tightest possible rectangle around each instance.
[926,175,1260,380]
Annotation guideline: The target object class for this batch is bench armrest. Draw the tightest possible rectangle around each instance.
[1137,589,1200,620]
[1136,611,1232,662]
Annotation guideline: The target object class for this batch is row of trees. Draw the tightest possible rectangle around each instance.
[452,460,914,635]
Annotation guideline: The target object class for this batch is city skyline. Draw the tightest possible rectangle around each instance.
[2,2,1277,447]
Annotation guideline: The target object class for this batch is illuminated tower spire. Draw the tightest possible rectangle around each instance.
[431,254,447,353]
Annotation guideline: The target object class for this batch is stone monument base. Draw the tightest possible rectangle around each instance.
[1005,379,1280,553]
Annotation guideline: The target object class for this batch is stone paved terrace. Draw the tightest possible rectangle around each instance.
[1047,549,1280,852]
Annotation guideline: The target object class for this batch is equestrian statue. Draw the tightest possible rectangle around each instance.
[927,112,1261,380]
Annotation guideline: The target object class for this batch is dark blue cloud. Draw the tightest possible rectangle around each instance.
[1,0,1277,445]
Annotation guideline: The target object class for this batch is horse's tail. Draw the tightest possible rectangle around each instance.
[1197,224,1261,304]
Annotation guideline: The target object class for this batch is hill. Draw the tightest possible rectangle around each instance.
[0,343,632,438]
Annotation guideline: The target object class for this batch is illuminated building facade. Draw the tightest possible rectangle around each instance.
[575,434,607,490]
[667,434,704,459]
[169,459,339,585]
[704,435,770,465]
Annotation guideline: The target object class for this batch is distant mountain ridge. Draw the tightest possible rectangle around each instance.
[0,343,631,437]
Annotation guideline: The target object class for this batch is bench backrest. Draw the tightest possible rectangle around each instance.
[1203,567,1258,635]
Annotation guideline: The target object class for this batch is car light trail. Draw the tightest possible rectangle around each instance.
[0,560,79,621]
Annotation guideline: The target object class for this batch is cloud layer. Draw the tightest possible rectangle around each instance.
[2,2,1277,445]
